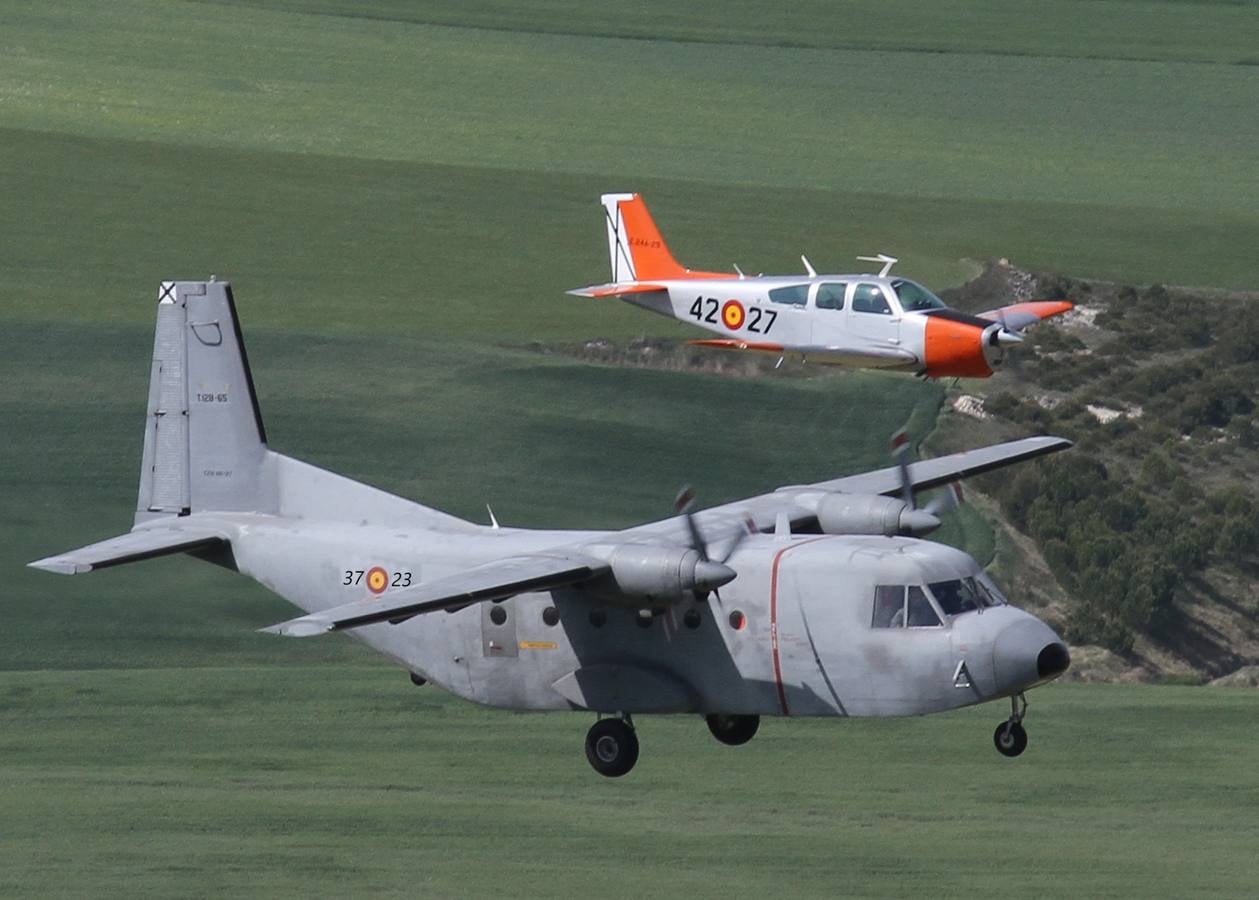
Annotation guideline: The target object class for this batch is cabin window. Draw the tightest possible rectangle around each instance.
[929,578,983,616]
[906,586,942,627]
[768,284,809,306]
[851,288,891,320]
[852,284,892,315]
[816,282,847,310]
[892,279,947,311]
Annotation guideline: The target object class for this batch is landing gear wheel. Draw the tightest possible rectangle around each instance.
[585,718,639,777]
[705,713,760,746]
[993,721,1028,757]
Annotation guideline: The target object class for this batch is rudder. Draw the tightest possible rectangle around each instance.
[136,280,276,523]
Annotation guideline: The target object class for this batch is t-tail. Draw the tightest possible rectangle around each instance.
[30,280,472,575]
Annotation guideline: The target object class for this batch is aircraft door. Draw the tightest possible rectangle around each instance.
[763,284,812,348]
[481,599,518,658]
[776,556,853,716]
[808,281,850,347]
[846,282,901,350]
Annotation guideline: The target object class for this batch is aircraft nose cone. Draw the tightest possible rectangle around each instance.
[993,618,1069,691]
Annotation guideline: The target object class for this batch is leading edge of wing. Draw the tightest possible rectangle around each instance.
[262,554,607,637]
[807,435,1073,497]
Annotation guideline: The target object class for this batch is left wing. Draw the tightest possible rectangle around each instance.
[263,553,607,636]
[977,300,1074,332]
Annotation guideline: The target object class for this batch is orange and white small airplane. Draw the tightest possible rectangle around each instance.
[570,194,1072,378]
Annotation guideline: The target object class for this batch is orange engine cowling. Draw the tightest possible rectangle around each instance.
[922,314,995,378]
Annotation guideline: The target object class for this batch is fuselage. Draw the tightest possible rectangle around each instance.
[225,517,1065,718]
[633,274,1007,378]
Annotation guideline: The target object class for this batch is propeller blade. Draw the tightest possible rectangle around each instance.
[890,430,915,510]
[674,485,710,562]
[924,481,965,517]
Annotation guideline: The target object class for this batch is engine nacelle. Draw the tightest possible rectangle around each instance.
[592,545,736,604]
[815,493,940,537]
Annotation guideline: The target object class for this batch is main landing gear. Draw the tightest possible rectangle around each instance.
[705,713,760,746]
[585,714,639,777]
[994,692,1029,757]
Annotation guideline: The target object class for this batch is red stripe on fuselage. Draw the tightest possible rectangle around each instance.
[769,538,830,716]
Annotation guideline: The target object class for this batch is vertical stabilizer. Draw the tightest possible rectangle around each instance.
[136,280,276,523]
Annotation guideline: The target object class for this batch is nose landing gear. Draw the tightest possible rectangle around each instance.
[993,693,1029,757]
[585,714,639,777]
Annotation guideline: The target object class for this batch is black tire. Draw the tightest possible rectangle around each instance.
[585,719,639,777]
[705,713,760,746]
[993,721,1028,757]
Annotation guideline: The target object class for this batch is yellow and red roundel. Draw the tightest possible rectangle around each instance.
[721,300,745,330]
[366,566,389,594]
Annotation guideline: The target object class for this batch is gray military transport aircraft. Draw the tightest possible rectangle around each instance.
[32,281,1073,777]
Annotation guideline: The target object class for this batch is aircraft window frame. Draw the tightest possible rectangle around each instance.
[815,282,848,311]
[851,283,893,315]
[891,278,947,312]
[975,572,1008,607]
[768,284,809,306]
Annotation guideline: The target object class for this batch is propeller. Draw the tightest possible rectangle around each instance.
[674,487,754,600]
[889,431,954,535]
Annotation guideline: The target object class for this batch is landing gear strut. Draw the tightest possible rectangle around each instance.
[993,693,1029,757]
[585,714,639,777]
[705,713,760,746]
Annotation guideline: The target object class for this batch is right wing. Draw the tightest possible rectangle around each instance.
[618,436,1072,546]
[263,553,607,637]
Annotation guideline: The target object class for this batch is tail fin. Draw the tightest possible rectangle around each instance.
[601,193,691,283]
[136,280,276,523]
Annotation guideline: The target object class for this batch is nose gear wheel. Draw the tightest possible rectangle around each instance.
[993,693,1029,757]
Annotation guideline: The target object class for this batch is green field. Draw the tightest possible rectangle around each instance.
[3,1,1259,896]
[3,672,1257,898]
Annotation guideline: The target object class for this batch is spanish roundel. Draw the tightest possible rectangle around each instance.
[366,566,389,594]
[721,300,745,330]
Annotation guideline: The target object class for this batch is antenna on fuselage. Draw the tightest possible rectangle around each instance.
[801,255,817,277]
[857,253,898,277]
[733,263,745,278]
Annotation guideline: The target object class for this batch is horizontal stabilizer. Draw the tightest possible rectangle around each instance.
[568,282,669,299]
[978,300,1074,332]
[262,554,607,636]
[29,524,228,575]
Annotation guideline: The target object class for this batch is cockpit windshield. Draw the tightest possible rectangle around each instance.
[928,576,998,617]
[891,279,947,312]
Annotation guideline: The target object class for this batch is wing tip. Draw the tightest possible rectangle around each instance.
[28,557,85,575]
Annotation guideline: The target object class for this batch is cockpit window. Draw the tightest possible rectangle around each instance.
[872,585,904,628]
[892,279,947,311]
[872,585,943,628]
[816,282,847,310]
[769,284,808,306]
[975,572,1007,607]
[851,283,892,315]
[928,578,984,616]
[906,586,942,627]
